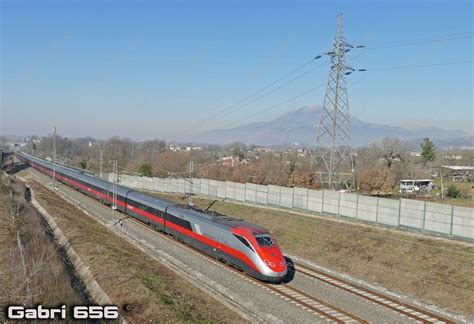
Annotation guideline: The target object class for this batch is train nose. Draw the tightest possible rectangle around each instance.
[262,250,287,273]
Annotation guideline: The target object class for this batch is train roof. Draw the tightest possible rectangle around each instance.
[167,204,268,233]
[19,151,270,234]
[18,152,95,177]
[127,190,171,211]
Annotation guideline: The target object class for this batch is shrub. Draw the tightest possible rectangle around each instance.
[138,164,152,177]
[356,167,396,195]
[447,185,461,198]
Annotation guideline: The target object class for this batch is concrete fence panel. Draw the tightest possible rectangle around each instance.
[267,185,281,206]
[217,181,226,198]
[357,195,378,222]
[184,178,193,194]
[245,183,257,203]
[170,178,178,193]
[177,179,185,193]
[235,183,246,202]
[308,189,323,213]
[377,198,400,226]
[323,190,339,215]
[208,180,218,197]
[225,181,236,200]
[339,193,358,218]
[256,185,268,205]
[157,178,165,192]
[280,187,294,208]
[293,187,308,210]
[104,174,474,240]
[192,178,201,195]
[143,177,150,191]
[452,206,474,239]
[200,178,209,196]
[424,202,452,234]
[400,199,425,229]
[163,178,171,192]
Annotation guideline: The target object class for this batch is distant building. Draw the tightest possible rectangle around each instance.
[444,154,462,160]
[442,165,473,182]
[400,179,434,197]
[168,144,181,152]
[217,155,250,167]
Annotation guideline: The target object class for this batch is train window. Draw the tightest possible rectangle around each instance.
[255,234,275,247]
[233,235,255,252]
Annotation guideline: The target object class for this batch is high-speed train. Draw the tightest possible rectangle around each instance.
[16,152,287,282]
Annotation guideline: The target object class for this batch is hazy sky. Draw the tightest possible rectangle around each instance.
[1,0,473,140]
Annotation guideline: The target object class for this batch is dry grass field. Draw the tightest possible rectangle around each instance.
[0,177,83,322]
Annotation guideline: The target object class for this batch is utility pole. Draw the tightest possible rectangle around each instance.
[111,160,118,222]
[314,14,364,191]
[52,126,57,189]
[168,160,195,206]
[188,161,194,206]
[99,148,104,179]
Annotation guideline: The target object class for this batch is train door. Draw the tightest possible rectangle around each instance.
[215,230,227,262]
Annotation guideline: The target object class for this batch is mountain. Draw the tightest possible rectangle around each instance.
[190,106,473,148]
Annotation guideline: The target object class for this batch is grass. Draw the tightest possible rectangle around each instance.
[0,178,83,316]
[152,192,474,317]
[426,178,474,207]
[27,180,245,323]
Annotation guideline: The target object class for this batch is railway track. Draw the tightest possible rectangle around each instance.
[295,263,454,324]
[25,169,457,323]
[26,169,369,323]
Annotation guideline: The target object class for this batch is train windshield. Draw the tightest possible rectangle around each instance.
[254,234,275,247]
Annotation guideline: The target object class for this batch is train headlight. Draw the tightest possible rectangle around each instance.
[264,259,275,267]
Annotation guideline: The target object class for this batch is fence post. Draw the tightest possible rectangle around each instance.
[355,193,359,219]
[450,205,455,235]
[266,185,269,205]
[278,187,281,206]
[306,189,309,211]
[321,190,325,213]
[398,198,402,226]
[337,191,341,215]
[422,201,427,229]
[291,188,295,208]
[375,197,379,223]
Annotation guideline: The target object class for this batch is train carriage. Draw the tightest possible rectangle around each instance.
[16,151,287,282]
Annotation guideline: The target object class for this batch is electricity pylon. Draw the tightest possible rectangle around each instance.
[314,14,364,191]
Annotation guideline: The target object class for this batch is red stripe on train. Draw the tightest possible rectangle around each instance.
[30,162,258,272]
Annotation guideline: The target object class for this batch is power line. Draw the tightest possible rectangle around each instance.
[173,61,328,140]
[365,59,473,71]
[363,32,474,50]
[223,83,326,128]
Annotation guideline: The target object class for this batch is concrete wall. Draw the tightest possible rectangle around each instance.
[110,173,474,240]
